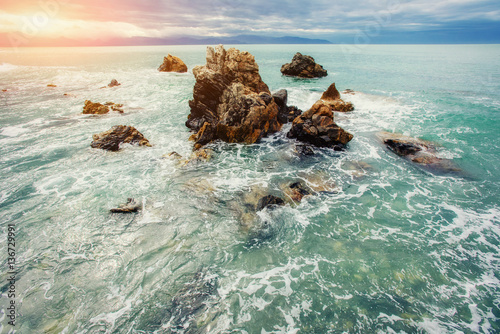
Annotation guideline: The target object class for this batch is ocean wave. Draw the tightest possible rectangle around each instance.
[0,63,18,72]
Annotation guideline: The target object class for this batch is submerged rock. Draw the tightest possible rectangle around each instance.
[91,125,151,151]
[256,195,285,211]
[295,144,315,156]
[158,54,188,73]
[283,181,312,203]
[280,52,327,78]
[83,100,123,114]
[110,198,141,213]
[187,45,282,148]
[167,270,219,333]
[377,131,462,174]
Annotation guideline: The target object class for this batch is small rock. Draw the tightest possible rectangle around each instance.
[321,83,341,101]
[83,100,123,114]
[108,79,121,87]
[2,89,8,92]
[91,125,151,151]
[158,54,188,73]
[47,84,57,87]
[110,198,141,213]
[256,195,285,211]
[342,89,355,95]
[281,53,327,78]
[287,100,353,149]
[321,83,354,112]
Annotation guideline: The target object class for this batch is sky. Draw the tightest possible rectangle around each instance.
[0,0,499,46]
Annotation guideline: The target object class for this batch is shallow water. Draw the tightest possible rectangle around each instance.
[0,44,499,333]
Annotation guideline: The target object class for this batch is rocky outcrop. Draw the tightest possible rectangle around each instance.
[280,53,327,78]
[377,132,462,174]
[158,54,188,73]
[91,125,151,151]
[187,45,282,149]
[108,79,121,87]
[110,198,141,213]
[272,89,303,123]
[320,83,354,112]
[287,100,353,149]
[287,83,354,149]
[83,100,123,114]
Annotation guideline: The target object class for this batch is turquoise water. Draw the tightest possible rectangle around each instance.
[0,44,499,333]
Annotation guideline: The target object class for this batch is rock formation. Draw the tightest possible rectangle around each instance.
[187,45,282,149]
[272,89,302,123]
[110,198,141,213]
[377,132,462,174]
[91,125,151,151]
[320,83,354,112]
[108,79,121,87]
[287,83,354,149]
[287,100,353,149]
[158,54,188,73]
[280,53,327,78]
[83,100,123,114]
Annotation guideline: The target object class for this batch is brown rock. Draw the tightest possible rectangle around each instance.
[83,100,123,114]
[321,83,341,101]
[187,45,282,148]
[377,132,462,175]
[280,53,327,78]
[320,83,354,112]
[287,100,353,149]
[91,125,151,151]
[47,84,57,87]
[108,79,121,87]
[158,54,188,73]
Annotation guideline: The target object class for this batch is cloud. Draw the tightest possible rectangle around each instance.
[1,0,499,44]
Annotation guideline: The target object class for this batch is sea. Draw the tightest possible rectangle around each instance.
[0,44,499,333]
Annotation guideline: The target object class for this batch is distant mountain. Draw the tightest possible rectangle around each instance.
[102,35,333,46]
[0,33,332,47]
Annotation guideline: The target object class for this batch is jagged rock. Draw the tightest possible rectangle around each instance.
[281,53,327,78]
[83,100,123,114]
[272,89,303,123]
[287,100,353,149]
[377,132,462,174]
[187,45,282,148]
[256,195,285,211]
[158,54,188,73]
[320,83,354,112]
[91,125,151,151]
[321,83,341,101]
[110,198,141,213]
[108,79,121,87]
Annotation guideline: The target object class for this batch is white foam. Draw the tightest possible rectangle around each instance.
[0,63,17,72]
[1,126,29,137]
